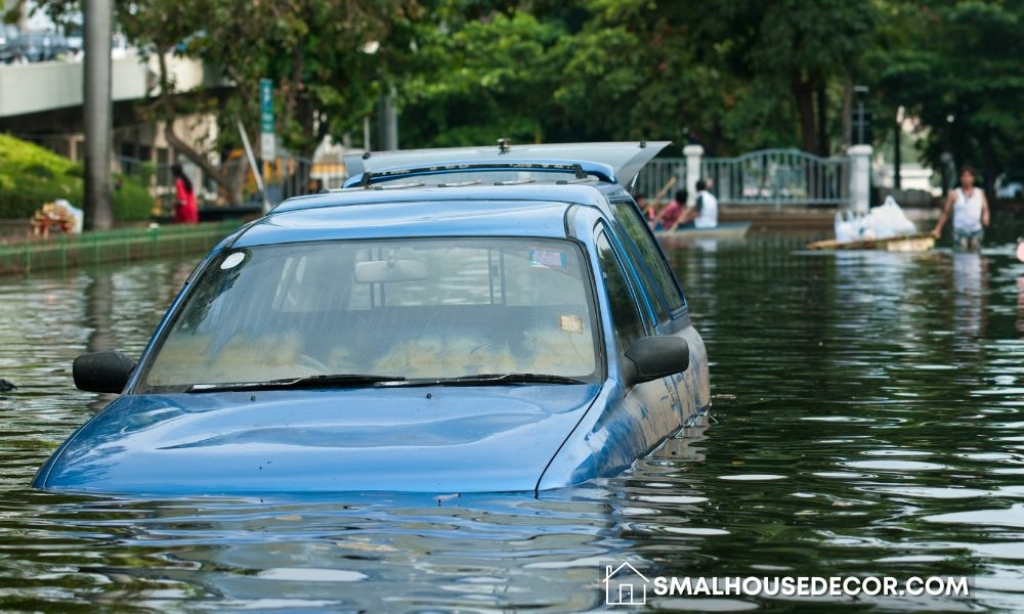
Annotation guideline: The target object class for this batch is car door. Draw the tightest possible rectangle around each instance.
[595,227,684,452]
[610,199,709,420]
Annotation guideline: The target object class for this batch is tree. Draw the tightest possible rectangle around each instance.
[34,0,413,204]
[389,1,563,147]
[677,0,878,156]
[874,1,1024,183]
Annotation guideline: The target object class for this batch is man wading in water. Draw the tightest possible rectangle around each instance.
[932,166,991,251]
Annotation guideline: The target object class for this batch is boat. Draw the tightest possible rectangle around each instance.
[655,221,752,241]
[805,233,935,252]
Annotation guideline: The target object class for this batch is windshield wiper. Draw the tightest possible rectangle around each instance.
[187,374,405,393]
[386,373,588,387]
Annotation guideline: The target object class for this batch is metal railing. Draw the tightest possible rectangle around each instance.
[115,148,850,211]
[113,155,350,210]
[702,149,850,209]
[633,159,686,203]
[637,149,851,209]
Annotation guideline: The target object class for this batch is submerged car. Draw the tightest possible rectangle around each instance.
[34,142,710,496]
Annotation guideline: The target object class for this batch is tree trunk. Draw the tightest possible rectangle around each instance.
[841,77,853,148]
[154,50,243,206]
[815,78,828,156]
[792,75,817,154]
[164,123,243,206]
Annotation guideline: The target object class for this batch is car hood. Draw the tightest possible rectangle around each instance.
[35,385,599,495]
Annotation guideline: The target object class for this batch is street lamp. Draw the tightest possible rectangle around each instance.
[360,40,398,152]
[853,85,871,146]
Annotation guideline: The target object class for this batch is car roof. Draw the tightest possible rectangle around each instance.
[238,183,626,248]
[343,141,669,188]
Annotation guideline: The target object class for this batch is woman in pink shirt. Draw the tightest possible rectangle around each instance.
[652,189,687,230]
[172,164,199,224]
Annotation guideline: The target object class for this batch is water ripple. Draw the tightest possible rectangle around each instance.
[3,242,1024,610]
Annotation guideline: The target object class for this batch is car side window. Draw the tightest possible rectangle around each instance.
[596,231,646,355]
[610,230,669,326]
[613,202,686,314]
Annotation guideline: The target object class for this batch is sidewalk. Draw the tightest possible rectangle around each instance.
[0,221,242,276]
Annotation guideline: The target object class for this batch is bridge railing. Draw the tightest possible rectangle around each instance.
[703,149,850,209]
[638,148,856,210]
[632,159,686,204]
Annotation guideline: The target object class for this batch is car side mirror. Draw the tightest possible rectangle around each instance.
[623,336,689,386]
[73,351,136,393]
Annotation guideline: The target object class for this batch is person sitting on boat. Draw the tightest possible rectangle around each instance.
[652,189,688,230]
[674,179,719,230]
[931,166,990,251]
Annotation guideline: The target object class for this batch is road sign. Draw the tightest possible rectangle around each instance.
[259,78,276,159]
[260,78,274,134]
[260,132,276,161]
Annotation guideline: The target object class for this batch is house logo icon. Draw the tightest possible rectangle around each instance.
[604,562,651,606]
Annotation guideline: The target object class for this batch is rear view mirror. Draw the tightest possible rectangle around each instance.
[623,336,689,386]
[355,259,428,283]
[73,351,136,393]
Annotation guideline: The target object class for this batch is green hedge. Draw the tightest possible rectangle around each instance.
[113,173,155,220]
[0,134,153,221]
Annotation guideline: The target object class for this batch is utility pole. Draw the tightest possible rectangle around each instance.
[378,85,398,151]
[893,110,902,191]
[83,0,114,230]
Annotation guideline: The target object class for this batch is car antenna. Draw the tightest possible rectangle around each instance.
[497,137,511,154]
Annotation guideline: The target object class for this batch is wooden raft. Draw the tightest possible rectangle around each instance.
[806,233,935,252]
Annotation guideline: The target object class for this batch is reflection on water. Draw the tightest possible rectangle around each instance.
[3,244,1024,611]
[953,252,988,339]
[1017,277,1024,335]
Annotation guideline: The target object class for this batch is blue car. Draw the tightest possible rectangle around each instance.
[34,142,710,495]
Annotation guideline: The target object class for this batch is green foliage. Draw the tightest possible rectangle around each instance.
[23,163,55,180]
[398,9,562,147]
[873,1,1024,177]
[113,174,155,221]
[29,0,1024,178]
[0,133,84,219]
[393,0,878,156]
[0,134,153,221]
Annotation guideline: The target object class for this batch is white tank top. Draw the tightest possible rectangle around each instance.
[694,190,718,229]
[953,188,983,233]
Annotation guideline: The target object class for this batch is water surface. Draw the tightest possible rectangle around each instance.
[2,240,1024,611]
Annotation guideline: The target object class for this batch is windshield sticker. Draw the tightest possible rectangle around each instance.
[559,314,585,334]
[530,249,566,269]
[220,252,246,270]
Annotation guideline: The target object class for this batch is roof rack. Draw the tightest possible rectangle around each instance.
[346,141,670,188]
[350,161,616,189]
[371,181,426,190]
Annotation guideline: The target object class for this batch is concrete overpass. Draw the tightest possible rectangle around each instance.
[0,52,225,163]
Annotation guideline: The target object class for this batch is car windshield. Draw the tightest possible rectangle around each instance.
[138,237,599,392]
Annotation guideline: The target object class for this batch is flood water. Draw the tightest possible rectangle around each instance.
[3,237,1024,612]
